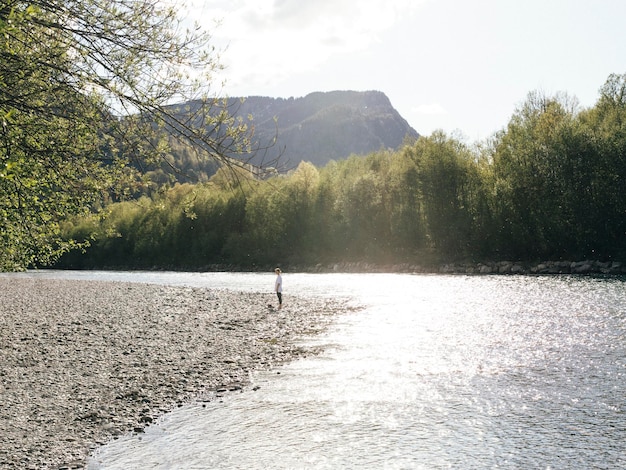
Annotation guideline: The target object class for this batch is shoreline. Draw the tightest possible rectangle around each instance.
[61,259,626,276]
[0,278,354,469]
[297,259,626,275]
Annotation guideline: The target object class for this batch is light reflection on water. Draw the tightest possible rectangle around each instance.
[25,271,623,469]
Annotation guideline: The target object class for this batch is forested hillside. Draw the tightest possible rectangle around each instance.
[149,90,419,183]
[56,74,626,271]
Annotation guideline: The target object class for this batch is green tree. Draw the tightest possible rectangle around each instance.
[312,161,343,261]
[0,1,256,270]
[331,154,393,260]
[491,92,582,258]
[280,161,320,263]
[393,145,426,255]
[577,73,626,258]
[411,132,479,259]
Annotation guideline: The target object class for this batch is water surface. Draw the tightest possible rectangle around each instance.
[12,271,624,469]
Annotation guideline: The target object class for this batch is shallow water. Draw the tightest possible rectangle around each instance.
[14,271,625,469]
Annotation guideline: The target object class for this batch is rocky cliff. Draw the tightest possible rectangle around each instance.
[231,90,419,168]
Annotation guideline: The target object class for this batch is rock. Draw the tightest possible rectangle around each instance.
[573,261,593,273]
[510,264,525,274]
[498,262,513,273]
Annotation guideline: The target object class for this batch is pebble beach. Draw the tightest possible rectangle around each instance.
[0,278,351,469]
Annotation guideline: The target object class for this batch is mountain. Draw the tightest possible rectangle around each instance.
[154,90,419,184]
[229,90,419,169]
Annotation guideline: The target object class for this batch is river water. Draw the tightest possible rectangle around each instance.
[15,271,626,468]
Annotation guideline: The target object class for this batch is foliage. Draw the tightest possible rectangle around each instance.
[0,1,257,270]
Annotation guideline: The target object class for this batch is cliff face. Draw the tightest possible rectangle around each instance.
[230,90,419,168]
[159,90,419,180]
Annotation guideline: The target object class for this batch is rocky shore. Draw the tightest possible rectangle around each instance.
[296,259,626,275]
[437,259,626,275]
[0,278,353,469]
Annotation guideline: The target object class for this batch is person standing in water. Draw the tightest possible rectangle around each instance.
[274,267,283,309]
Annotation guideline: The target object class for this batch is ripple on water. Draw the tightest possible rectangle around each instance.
[84,273,626,469]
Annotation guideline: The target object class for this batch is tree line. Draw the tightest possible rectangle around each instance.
[57,74,626,270]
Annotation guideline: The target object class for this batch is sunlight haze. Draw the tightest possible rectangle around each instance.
[187,0,625,142]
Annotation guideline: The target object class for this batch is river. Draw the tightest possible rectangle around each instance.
[15,270,626,469]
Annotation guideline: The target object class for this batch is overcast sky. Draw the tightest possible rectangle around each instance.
[187,0,625,142]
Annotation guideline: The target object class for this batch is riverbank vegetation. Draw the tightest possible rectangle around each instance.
[56,74,626,270]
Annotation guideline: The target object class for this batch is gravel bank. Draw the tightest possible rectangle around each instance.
[0,278,353,469]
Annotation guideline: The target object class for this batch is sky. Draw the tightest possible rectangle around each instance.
[185,0,625,142]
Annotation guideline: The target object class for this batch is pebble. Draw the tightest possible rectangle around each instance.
[0,278,351,469]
